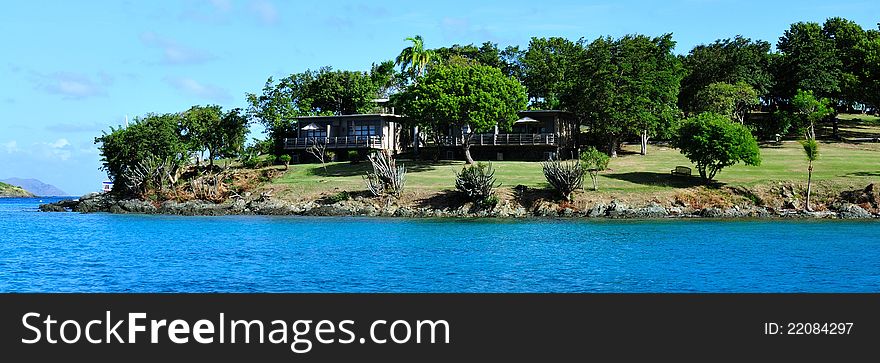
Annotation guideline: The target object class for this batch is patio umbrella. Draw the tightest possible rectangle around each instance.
[301,122,320,131]
[513,116,540,125]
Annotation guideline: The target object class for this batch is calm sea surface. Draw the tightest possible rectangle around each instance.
[1,197,878,292]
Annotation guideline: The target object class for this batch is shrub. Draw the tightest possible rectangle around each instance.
[542,158,584,201]
[279,154,292,163]
[264,155,277,166]
[455,162,500,204]
[673,112,761,184]
[363,151,406,199]
[347,150,361,163]
[241,155,260,169]
[579,147,610,191]
[328,191,352,203]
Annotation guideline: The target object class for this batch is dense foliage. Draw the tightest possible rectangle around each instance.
[579,147,610,191]
[396,62,527,163]
[673,112,762,184]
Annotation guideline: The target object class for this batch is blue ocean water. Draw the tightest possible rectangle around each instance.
[1,197,878,292]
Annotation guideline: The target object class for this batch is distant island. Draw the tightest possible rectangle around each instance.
[0,178,67,197]
[0,181,34,198]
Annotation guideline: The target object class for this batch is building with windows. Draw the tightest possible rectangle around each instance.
[282,113,404,162]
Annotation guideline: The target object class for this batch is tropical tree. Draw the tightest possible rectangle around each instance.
[395,35,435,80]
[791,89,834,211]
[398,62,527,164]
[679,36,773,113]
[774,21,842,100]
[579,146,610,191]
[521,37,580,108]
[182,105,249,167]
[246,73,314,141]
[693,82,760,124]
[567,34,684,157]
[308,68,378,115]
[673,112,762,184]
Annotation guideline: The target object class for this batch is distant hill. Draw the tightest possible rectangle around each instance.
[0,182,34,197]
[0,178,67,197]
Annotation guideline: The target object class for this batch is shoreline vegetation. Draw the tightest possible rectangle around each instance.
[41,17,880,220]
[41,143,880,220]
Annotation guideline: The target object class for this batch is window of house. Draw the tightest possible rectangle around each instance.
[349,125,378,137]
[303,129,327,138]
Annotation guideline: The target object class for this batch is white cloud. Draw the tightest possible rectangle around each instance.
[3,141,17,154]
[140,32,215,65]
[37,72,110,99]
[49,139,71,149]
[164,77,233,103]
[250,0,279,25]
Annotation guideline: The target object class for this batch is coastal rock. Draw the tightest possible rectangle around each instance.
[587,203,607,217]
[112,199,157,214]
[834,202,873,219]
[629,203,668,218]
[39,204,67,212]
[75,193,114,213]
[605,200,629,218]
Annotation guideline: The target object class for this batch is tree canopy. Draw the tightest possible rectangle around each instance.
[397,62,527,163]
[565,33,683,156]
[679,36,772,113]
[673,112,762,184]
[693,82,760,123]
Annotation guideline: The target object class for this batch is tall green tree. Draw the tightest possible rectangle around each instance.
[395,35,435,81]
[791,89,834,211]
[673,112,762,184]
[693,82,760,124]
[822,17,867,109]
[95,113,189,192]
[567,34,683,157]
[308,68,378,115]
[775,22,842,100]
[679,36,772,113]
[246,73,314,140]
[521,37,580,108]
[399,63,527,164]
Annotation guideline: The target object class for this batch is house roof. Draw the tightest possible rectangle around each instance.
[518,109,574,117]
[295,113,402,121]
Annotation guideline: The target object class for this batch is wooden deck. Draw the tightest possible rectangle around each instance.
[438,133,557,146]
[283,136,384,149]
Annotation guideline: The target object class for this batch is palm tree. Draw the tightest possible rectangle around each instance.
[395,35,434,79]
[801,139,819,211]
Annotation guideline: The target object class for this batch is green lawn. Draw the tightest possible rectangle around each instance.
[268,141,879,200]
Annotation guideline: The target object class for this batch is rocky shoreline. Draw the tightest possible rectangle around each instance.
[39,187,880,220]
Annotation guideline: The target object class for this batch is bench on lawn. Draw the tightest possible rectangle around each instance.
[671,166,692,176]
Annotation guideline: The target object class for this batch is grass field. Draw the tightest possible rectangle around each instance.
[268,141,879,202]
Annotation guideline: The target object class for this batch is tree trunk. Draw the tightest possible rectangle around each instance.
[609,137,619,158]
[640,129,648,156]
[806,161,813,212]
[463,144,475,164]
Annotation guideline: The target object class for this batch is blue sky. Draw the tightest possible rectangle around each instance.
[1,0,877,195]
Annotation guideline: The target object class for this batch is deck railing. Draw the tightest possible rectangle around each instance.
[437,133,557,146]
[283,136,383,149]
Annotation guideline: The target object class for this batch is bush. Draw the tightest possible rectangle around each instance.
[363,151,406,199]
[328,191,351,203]
[279,154,292,164]
[579,147,610,191]
[264,155,277,166]
[542,158,584,201]
[347,150,361,163]
[455,162,500,204]
[241,155,260,169]
[673,112,761,184]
